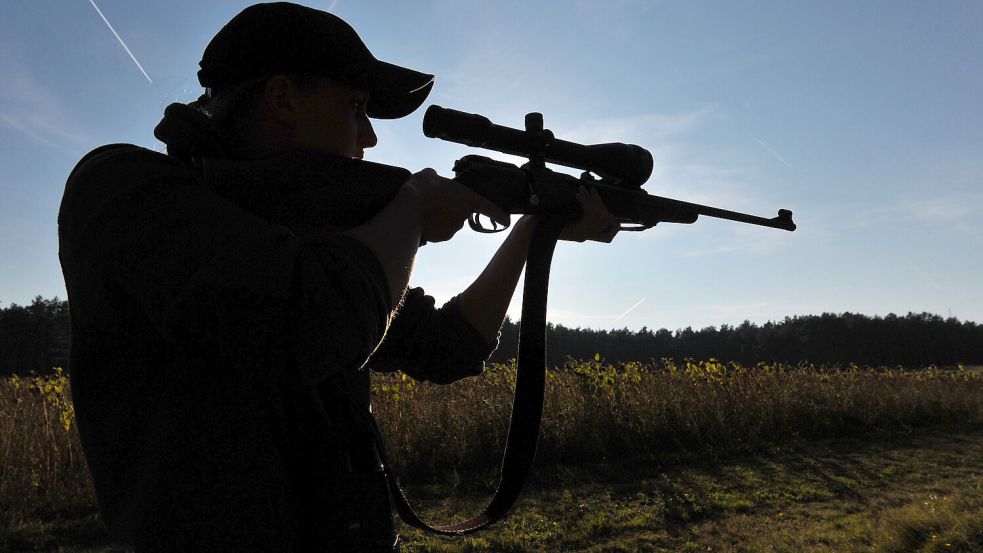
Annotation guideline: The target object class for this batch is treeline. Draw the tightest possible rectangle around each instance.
[2,297,981,375]
[491,312,983,368]
[0,297,70,376]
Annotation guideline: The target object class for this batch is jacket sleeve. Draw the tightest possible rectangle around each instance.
[59,146,391,386]
[365,287,499,384]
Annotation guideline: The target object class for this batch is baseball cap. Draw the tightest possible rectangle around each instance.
[197,2,435,119]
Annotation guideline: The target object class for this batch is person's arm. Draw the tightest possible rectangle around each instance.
[364,217,537,385]
[342,184,422,308]
[344,168,509,308]
[364,186,620,383]
[456,216,537,343]
[458,185,621,343]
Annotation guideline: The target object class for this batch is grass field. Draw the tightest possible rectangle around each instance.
[397,430,983,552]
[2,360,982,551]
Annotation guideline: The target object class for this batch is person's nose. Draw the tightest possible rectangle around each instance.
[358,116,377,150]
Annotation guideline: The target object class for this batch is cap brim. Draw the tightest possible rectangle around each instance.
[359,59,435,119]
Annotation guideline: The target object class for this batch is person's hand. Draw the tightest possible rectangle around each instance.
[558,185,620,243]
[405,168,510,243]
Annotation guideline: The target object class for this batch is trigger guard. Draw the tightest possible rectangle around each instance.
[619,222,655,232]
[469,213,509,233]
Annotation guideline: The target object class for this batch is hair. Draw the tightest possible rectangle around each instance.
[188,74,325,157]
[187,76,265,156]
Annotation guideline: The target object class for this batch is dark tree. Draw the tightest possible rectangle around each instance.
[2,298,980,373]
[0,296,70,375]
[489,312,983,368]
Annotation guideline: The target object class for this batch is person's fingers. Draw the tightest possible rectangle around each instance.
[466,188,510,228]
[588,187,610,216]
[597,223,619,243]
[564,185,617,242]
[589,188,619,239]
[578,186,608,216]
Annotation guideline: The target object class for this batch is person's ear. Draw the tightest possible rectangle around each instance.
[262,74,297,127]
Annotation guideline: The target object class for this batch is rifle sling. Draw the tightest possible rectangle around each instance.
[374,216,566,535]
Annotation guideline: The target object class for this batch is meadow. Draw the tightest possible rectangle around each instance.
[2,359,982,551]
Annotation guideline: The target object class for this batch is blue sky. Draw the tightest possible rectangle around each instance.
[1,1,981,331]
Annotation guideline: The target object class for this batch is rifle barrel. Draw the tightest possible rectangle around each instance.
[631,193,796,231]
[691,202,796,231]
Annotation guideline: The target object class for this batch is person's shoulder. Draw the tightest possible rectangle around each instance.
[67,144,190,188]
[59,144,198,237]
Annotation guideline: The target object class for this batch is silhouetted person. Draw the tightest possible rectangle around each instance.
[58,3,617,551]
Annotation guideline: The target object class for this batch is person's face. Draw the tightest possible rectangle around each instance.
[288,78,378,159]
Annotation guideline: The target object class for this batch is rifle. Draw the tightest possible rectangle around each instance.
[382,105,796,536]
[423,105,796,233]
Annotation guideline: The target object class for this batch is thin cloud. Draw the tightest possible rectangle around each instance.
[543,298,649,326]
[563,105,719,145]
[652,157,755,200]
[88,0,153,84]
[612,297,646,323]
[0,113,78,155]
[560,107,762,209]
[904,193,983,239]
[914,269,942,291]
[851,161,983,239]
[754,137,793,169]
[683,224,789,257]
[861,190,983,239]
[904,194,980,222]
[0,65,91,154]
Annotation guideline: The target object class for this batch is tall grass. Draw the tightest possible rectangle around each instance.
[1,368,93,541]
[372,359,983,481]
[2,360,982,535]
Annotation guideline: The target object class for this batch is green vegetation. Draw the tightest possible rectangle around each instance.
[2,360,983,551]
[374,359,983,479]
[398,431,983,552]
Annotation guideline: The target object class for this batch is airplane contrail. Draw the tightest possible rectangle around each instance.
[754,138,793,169]
[612,297,646,324]
[88,0,153,84]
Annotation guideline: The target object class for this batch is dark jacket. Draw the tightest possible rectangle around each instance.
[58,143,496,552]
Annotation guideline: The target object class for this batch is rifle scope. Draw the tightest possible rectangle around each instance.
[423,105,654,189]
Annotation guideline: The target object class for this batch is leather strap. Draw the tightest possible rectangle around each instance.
[377,216,565,535]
